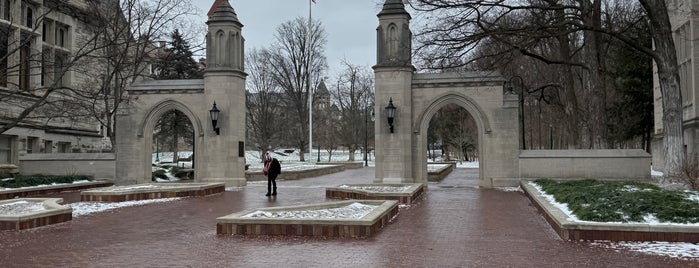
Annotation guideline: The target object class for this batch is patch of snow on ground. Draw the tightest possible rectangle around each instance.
[243,202,378,219]
[686,192,699,203]
[98,185,160,192]
[427,164,450,172]
[0,200,45,215]
[592,241,699,259]
[529,182,582,222]
[496,186,522,192]
[345,186,411,193]
[69,198,182,217]
[0,180,95,191]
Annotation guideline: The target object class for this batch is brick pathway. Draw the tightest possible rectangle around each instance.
[0,167,696,267]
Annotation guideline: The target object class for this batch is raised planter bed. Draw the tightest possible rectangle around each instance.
[217,200,399,238]
[522,181,699,243]
[325,183,426,205]
[80,182,225,202]
[0,198,72,230]
[427,163,455,182]
[0,181,114,200]
[246,164,345,181]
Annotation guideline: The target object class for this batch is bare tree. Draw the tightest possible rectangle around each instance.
[246,48,285,156]
[330,61,374,162]
[410,0,683,174]
[68,0,197,149]
[263,17,328,162]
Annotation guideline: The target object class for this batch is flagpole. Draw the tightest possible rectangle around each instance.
[308,0,313,163]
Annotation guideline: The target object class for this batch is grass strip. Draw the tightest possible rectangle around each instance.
[535,179,699,223]
[0,174,93,188]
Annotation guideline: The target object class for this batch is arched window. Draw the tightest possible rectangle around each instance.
[388,24,398,59]
[25,6,33,27]
[2,0,10,21]
[216,30,225,66]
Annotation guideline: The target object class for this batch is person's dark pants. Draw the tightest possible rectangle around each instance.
[267,175,277,195]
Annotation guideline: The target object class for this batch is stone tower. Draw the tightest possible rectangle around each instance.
[200,0,247,186]
[373,0,415,183]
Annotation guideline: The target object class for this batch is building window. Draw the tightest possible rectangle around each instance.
[1,0,9,21]
[26,136,37,154]
[57,142,70,153]
[23,3,33,27]
[19,39,30,91]
[0,33,7,88]
[0,135,11,164]
[43,140,52,153]
[55,52,66,86]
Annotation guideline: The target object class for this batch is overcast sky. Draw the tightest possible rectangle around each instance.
[192,0,385,78]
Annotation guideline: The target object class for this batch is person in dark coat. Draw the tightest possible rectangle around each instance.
[263,152,281,196]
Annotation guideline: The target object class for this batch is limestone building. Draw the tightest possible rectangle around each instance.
[653,0,699,168]
[0,0,118,166]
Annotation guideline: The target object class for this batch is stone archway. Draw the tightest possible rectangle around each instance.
[138,99,204,181]
[413,92,491,186]
[373,1,521,187]
[114,1,247,186]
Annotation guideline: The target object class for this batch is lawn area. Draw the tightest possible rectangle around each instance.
[534,179,699,224]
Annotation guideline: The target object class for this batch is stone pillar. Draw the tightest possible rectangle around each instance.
[200,0,247,187]
[373,0,415,183]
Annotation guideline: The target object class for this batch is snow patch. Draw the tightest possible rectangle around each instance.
[242,202,378,219]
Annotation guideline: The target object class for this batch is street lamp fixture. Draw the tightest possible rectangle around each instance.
[385,98,396,133]
[506,76,525,149]
[209,102,221,135]
[365,106,375,167]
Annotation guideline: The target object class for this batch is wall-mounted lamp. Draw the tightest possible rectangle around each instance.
[209,102,220,135]
[385,98,396,133]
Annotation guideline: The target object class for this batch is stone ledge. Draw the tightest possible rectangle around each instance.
[0,198,72,230]
[80,182,225,202]
[325,183,426,205]
[216,200,399,238]
[427,163,455,182]
[0,181,114,200]
[521,181,699,242]
[246,164,345,181]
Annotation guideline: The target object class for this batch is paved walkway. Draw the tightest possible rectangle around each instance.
[0,168,697,267]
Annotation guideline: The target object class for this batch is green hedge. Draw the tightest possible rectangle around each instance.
[0,174,93,188]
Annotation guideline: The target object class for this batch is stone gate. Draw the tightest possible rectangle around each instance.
[372,1,520,187]
[115,1,247,186]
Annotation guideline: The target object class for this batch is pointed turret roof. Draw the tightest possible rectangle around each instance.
[378,0,410,17]
[207,0,241,25]
[316,79,329,97]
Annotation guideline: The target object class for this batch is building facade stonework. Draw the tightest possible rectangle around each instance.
[0,0,112,166]
[652,0,699,168]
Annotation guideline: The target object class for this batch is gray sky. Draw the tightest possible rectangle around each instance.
[193,0,383,77]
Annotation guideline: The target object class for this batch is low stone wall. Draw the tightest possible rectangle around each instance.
[427,163,455,182]
[0,198,72,231]
[316,161,364,169]
[522,182,699,242]
[519,149,651,181]
[216,200,399,238]
[0,181,114,200]
[246,165,346,181]
[19,153,116,180]
[80,183,225,202]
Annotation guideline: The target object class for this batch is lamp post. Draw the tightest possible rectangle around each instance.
[209,102,220,135]
[385,98,396,133]
[506,76,525,149]
[364,106,375,167]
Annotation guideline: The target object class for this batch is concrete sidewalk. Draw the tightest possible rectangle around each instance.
[0,167,696,267]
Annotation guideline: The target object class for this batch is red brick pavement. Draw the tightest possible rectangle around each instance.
[0,167,696,267]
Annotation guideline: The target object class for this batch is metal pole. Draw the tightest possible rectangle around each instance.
[307,0,313,162]
[519,78,526,150]
[364,107,368,167]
